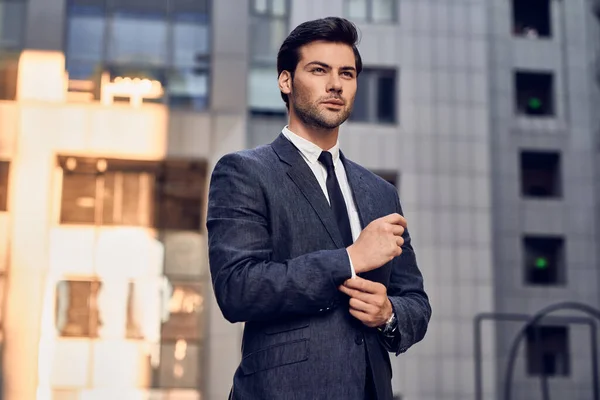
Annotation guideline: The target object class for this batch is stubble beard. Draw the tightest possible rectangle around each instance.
[290,84,353,130]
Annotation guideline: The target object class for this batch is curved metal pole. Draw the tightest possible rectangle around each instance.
[504,302,600,400]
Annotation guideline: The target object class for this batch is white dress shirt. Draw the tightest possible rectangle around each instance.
[282,126,361,277]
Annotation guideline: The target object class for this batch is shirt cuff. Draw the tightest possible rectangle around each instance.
[346,249,357,278]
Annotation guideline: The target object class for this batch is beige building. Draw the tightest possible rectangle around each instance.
[0,0,248,398]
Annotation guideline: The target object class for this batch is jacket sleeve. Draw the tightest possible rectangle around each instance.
[206,152,353,323]
[380,190,432,355]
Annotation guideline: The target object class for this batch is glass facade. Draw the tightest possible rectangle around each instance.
[248,0,289,113]
[65,0,211,110]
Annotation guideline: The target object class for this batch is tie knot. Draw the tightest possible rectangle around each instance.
[318,151,335,171]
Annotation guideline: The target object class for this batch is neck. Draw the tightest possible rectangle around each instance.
[287,118,339,151]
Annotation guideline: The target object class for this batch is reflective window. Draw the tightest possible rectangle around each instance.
[155,161,207,231]
[350,68,397,124]
[249,67,284,112]
[108,13,168,67]
[64,0,211,110]
[161,282,204,342]
[347,0,368,21]
[0,0,26,49]
[158,341,201,388]
[173,18,210,68]
[0,161,8,211]
[59,156,206,230]
[0,52,18,100]
[55,280,102,338]
[249,0,289,112]
[346,0,397,23]
[66,5,105,63]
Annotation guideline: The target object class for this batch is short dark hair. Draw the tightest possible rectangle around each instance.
[276,17,363,108]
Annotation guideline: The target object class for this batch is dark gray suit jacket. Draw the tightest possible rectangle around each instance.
[207,133,431,400]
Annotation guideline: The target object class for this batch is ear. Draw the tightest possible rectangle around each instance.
[278,71,292,95]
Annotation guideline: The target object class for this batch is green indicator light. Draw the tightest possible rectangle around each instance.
[528,97,542,109]
[535,257,548,269]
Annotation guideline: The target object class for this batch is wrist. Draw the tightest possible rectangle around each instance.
[381,299,394,326]
[346,245,365,273]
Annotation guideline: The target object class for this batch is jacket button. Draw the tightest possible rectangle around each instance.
[355,335,364,345]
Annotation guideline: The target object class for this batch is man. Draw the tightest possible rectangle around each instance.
[207,17,431,400]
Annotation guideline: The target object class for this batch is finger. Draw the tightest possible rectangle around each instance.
[382,213,407,227]
[344,277,386,295]
[349,298,378,314]
[349,308,377,328]
[340,285,374,303]
[338,284,354,297]
[391,224,405,237]
[396,236,404,248]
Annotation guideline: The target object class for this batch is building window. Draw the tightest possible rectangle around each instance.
[248,0,289,114]
[0,51,19,100]
[156,281,204,389]
[526,326,570,377]
[0,0,27,50]
[65,0,211,110]
[520,151,562,198]
[55,280,102,338]
[523,236,566,285]
[58,156,206,230]
[373,170,398,188]
[513,0,551,38]
[515,71,555,117]
[0,161,8,211]
[345,0,397,23]
[350,68,397,124]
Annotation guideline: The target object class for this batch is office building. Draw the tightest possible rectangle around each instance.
[0,0,598,399]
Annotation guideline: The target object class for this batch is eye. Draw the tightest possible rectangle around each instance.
[312,67,325,74]
[342,71,355,78]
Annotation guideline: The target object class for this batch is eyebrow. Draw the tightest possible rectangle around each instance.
[305,61,357,72]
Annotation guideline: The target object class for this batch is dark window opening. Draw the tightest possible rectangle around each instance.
[513,0,551,38]
[526,326,570,377]
[351,68,397,124]
[515,72,554,116]
[520,151,561,198]
[0,161,9,211]
[55,280,102,338]
[373,170,399,188]
[523,236,566,285]
[0,52,19,101]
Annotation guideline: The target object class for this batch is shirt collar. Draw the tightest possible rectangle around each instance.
[282,125,341,165]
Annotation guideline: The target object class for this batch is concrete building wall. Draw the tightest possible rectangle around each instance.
[489,0,600,398]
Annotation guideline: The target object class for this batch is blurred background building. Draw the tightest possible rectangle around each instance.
[0,0,599,399]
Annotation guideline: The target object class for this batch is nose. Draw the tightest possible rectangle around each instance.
[326,73,343,95]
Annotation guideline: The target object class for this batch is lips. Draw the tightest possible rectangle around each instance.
[322,99,344,106]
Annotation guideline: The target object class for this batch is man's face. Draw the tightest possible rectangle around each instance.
[285,41,358,130]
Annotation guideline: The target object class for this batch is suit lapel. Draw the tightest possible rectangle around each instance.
[271,133,345,249]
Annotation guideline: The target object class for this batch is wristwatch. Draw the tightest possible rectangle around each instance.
[377,312,397,335]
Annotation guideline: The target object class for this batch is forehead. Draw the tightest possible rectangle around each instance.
[298,41,356,67]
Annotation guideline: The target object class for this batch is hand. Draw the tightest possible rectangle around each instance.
[338,277,393,328]
[347,213,406,274]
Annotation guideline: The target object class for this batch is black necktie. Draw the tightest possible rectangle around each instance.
[318,151,354,247]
